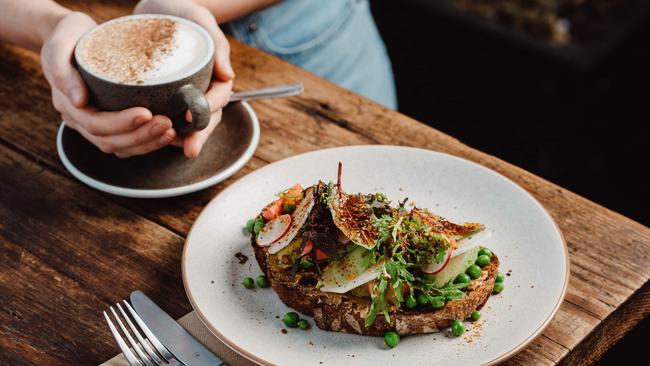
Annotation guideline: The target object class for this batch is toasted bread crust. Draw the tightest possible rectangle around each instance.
[253,236,499,336]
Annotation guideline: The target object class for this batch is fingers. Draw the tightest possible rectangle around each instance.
[48,50,87,107]
[205,79,233,113]
[53,89,152,136]
[96,115,172,153]
[210,24,235,81]
[114,128,176,158]
[41,12,97,107]
[66,113,174,156]
[182,110,223,158]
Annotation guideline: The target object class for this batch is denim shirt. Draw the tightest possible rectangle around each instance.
[227,0,397,109]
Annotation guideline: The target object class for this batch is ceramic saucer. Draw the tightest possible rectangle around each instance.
[57,101,259,198]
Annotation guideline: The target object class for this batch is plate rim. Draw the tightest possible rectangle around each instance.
[181,145,570,366]
[56,101,260,199]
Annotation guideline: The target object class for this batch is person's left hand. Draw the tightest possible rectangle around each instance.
[134,0,235,158]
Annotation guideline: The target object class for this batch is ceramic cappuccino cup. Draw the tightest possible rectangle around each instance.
[74,14,214,135]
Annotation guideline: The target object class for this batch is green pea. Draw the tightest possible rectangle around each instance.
[253,219,264,235]
[384,331,400,348]
[245,218,255,233]
[297,319,309,330]
[495,272,505,283]
[417,293,429,305]
[430,297,445,309]
[454,273,471,284]
[282,203,296,214]
[282,312,299,328]
[451,320,464,337]
[242,277,255,289]
[256,275,269,288]
[493,282,504,294]
[466,265,482,279]
[405,295,418,309]
[471,310,481,321]
[476,254,491,267]
[478,248,493,258]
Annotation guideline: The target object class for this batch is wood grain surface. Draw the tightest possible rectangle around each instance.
[1,1,649,365]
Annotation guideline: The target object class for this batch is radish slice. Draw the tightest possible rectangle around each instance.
[320,265,382,294]
[268,187,315,254]
[451,229,493,258]
[421,229,493,274]
[256,214,292,246]
[421,247,453,274]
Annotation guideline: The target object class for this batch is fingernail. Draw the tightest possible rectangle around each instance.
[69,87,83,106]
[151,122,168,136]
[134,115,150,125]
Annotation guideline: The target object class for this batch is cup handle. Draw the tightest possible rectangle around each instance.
[173,84,210,135]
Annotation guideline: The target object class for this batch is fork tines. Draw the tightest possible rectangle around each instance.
[103,300,175,366]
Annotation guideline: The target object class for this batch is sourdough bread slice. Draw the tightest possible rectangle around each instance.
[252,237,499,336]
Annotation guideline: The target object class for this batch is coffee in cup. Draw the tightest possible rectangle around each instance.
[75,14,215,134]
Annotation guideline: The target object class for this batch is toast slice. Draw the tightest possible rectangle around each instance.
[252,236,499,336]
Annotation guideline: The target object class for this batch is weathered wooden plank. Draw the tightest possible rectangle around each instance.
[559,280,650,366]
[542,302,601,349]
[504,335,569,366]
[0,237,111,366]
[0,144,190,365]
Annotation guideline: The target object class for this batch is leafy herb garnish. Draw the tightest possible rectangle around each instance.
[364,210,465,327]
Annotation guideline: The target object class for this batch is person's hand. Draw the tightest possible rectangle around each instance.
[41,12,176,158]
[135,0,235,158]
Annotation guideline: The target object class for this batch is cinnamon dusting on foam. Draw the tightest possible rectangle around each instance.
[80,19,176,84]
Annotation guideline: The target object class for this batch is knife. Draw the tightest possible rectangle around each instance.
[130,291,225,366]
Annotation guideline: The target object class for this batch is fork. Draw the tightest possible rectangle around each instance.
[104,300,181,366]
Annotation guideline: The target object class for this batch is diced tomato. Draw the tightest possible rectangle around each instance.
[262,199,283,221]
[264,184,304,221]
[315,250,328,260]
[302,241,312,255]
[301,240,329,260]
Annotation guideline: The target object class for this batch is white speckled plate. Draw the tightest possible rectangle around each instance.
[182,146,569,366]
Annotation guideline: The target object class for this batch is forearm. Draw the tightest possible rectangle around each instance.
[0,0,71,51]
[193,0,281,23]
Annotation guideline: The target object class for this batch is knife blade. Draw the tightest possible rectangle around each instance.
[130,291,225,366]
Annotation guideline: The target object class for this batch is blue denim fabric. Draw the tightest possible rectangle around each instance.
[227,0,397,109]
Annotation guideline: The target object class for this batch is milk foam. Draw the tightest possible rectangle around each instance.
[77,16,212,85]
[139,22,210,84]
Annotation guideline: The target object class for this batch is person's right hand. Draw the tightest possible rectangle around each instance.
[40,11,176,158]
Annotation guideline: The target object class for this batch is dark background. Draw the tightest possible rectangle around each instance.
[369,0,649,364]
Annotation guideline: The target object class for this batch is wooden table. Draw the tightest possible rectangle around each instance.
[1,2,649,365]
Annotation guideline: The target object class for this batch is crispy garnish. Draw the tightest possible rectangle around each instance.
[328,164,378,249]
[412,208,484,239]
